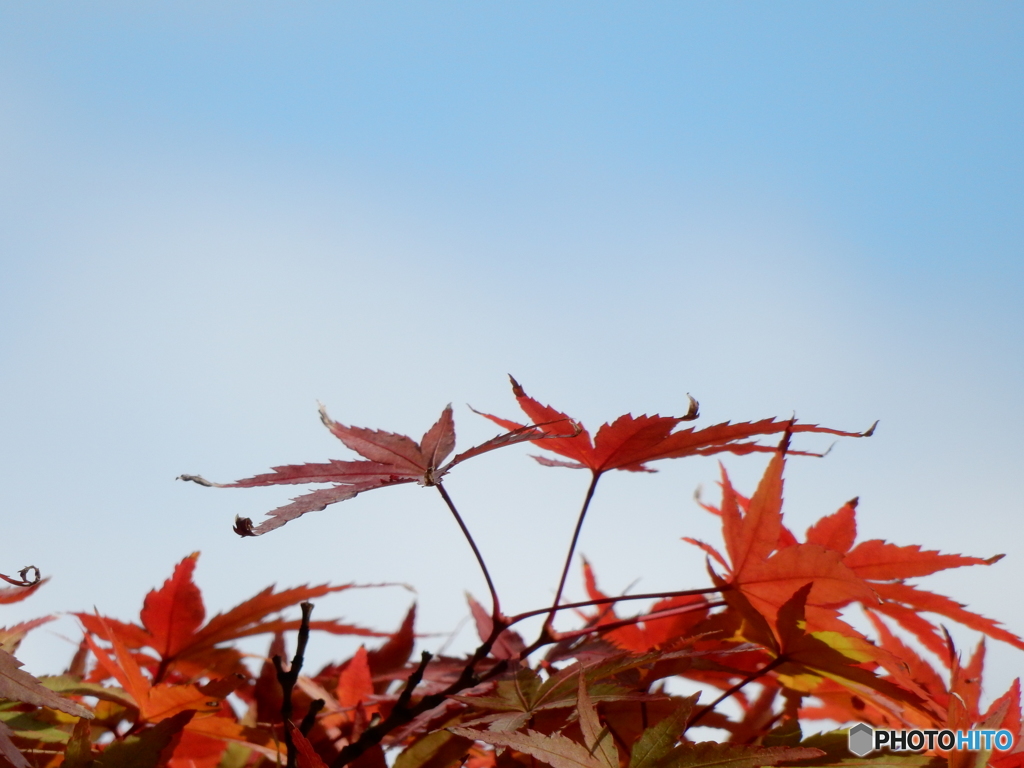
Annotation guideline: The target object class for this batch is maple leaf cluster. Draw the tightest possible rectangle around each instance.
[0,378,1020,768]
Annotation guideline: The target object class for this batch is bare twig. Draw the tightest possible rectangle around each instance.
[330,620,509,768]
[299,699,325,737]
[396,651,433,710]
[274,602,324,768]
[328,585,726,766]
[685,655,786,731]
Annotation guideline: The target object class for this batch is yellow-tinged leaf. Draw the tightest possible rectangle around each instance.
[449,727,606,768]
[393,728,473,768]
[61,717,95,768]
[144,682,219,722]
[628,697,697,768]
[809,631,877,663]
[576,674,618,768]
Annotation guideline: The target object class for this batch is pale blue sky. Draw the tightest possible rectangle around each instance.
[1,3,1022,706]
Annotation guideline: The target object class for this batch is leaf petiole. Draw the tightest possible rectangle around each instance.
[542,472,602,636]
[685,655,787,731]
[435,483,502,622]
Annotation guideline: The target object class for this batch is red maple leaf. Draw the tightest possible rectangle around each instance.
[575,559,709,653]
[290,724,329,768]
[476,376,874,475]
[984,678,1024,768]
[0,579,47,606]
[181,403,574,536]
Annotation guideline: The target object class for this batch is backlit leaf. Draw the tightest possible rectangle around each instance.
[628,697,697,768]
[478,377,870,475]
[93,710,193,768]
[139,552,205,660]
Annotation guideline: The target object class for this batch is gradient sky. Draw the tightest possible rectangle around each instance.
[1,3,1022,711]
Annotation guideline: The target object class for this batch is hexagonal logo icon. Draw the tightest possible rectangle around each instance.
[848,723,874,757]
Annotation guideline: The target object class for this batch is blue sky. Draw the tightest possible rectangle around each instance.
[1,3,1022,708]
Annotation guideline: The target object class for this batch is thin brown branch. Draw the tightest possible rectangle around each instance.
[395,651,433,710]
[274,602,317,768]
[543,472,601,634]
[326,572,724,766]
[553,600,727,644]
[325,470,804,768]
[507,586,727,625]
[685,655,786,731]
[330,615,511,768]
[436,484,501,621]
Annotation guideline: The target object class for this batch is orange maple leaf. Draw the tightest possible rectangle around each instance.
[691,449,1023,653]
[78,553,387,683]
[84,614,218,723]
[690,446,876,628]
[336,646,375,711]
